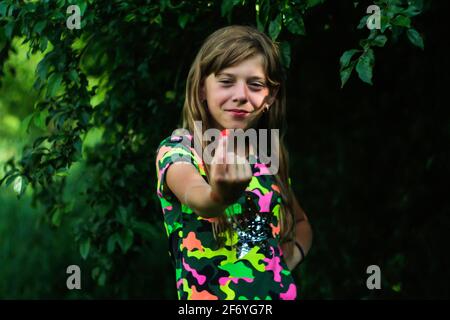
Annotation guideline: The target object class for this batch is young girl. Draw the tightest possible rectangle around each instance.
[155,25,313,300]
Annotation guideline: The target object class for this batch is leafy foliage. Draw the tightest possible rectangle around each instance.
[340,0,426,87]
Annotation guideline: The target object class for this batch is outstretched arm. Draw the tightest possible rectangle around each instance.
[163,135,253,218]
[165,162,229,218]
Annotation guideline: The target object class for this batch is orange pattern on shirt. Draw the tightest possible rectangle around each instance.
[190,285,219,300]
[182,231,204,252]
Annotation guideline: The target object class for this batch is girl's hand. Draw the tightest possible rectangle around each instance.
[209,134,252,205]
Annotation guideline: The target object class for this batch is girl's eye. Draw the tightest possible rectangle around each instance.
[218,80,265,89]
[249,83,265,90]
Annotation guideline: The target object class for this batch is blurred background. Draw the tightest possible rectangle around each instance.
[1,0,449,299]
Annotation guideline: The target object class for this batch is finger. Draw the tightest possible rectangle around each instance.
[225,151,236,180]
[234,133,246,159]
[245,161,252,179]
[216,162,227,179]
[239,157,252,183]
[212,148,227,179]
[235,155,246,180]
[235,150,245,166]
[213,135,227,165]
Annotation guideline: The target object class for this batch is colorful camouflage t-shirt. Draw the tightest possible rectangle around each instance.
[155,132,297,300]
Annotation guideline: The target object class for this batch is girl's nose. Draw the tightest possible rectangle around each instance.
[232,81,249,104]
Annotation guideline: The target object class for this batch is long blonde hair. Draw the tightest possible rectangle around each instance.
[181,25,296,256]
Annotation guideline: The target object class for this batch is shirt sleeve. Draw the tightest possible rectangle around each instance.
[155,134,202,200]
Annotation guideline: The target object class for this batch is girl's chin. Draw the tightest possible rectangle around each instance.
[221,121,249,130]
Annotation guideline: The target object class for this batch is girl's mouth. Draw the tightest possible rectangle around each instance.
[226,109,250,117]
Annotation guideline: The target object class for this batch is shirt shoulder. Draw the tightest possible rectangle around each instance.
[157,129,194,151]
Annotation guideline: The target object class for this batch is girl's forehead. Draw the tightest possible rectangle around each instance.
[215,55,267,77]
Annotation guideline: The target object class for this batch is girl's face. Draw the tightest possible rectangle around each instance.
[201,54,274,131]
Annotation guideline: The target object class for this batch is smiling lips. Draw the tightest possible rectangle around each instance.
[226,109,250,117]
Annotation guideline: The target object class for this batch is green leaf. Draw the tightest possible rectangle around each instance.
[79,2,87,16]
[47,73,63,97]
[80,239,91,260]
[359,38,370,50]
[80,111,90,126]
[34,109,49,130]
[51,209,63,227]
[56,0,67,9]
[221,0,241,20]
[151,13,162,26]
[116,206,128,225]
[39,38,48,52]
[284,9,305,35]
[107,233,118,254]
[390,25,404,44]
[68,70,80,85]
[73,137,83,160]
[5,21,14,39]
[118,229,134,253]
[279,41,291,68]
[388,3,404,15]
[407,28,424,50]
[392,15,411,28]
[339,49,359,69]
[0,3,8,16]
[372,34,388,47]
[380,16,391,33]
[392,283,402,292]
[91,267,100,280]
[33,21,47,35]
[132,221,161,241]
[7,4,14,16]
[356,49,375,85]
[36,59,50,81]
[4,173,20,188]
[165,90,176,101]
[306,0,324,8]
[21,113,35,134]
[178,13,189,29]
[357,15,368,30]
[12,176,22,194]
[13,176,27,196]
[269,14,282,40]
[255,0,270,32]
[98,272,106,286]
[33,136,48,149]
[340,61,356,88]
[55,169,68,177]
[402,5,422,17]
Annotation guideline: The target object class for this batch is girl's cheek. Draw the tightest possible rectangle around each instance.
[215,92,233,106]
[249,93,266,108]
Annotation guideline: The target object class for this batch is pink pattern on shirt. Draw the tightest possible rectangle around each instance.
[280,283,297,300]
[251,189,273,212]
[218,277,254,286]
[157,162,171,197]
[263,255,283,283]
[254,163,271,176]
[182,258,206,285]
